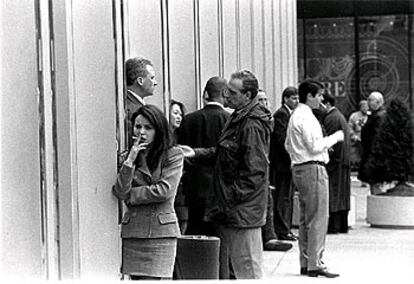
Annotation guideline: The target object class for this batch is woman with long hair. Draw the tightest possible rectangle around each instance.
[113,104,184,280]
[168,100,188,234]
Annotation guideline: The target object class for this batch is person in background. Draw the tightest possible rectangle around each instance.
[169,100,188,234]
[256,89,293,252]
[322,92,351,234]
[269,86,299,242]
[285,79,343,278]
[113,105,184,280]
[256,89,270,108]
[358,91,386,195]
[178,76,230,237]
[348,100,369,174]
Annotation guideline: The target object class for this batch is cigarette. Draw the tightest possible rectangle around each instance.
[132,136,139,140]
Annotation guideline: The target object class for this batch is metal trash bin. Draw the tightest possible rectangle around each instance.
[175,235,220,279]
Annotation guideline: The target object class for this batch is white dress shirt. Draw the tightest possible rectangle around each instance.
[284,103,339,166]
[127,89,146,106]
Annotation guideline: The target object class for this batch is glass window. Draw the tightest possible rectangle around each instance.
[299,17,356,117]
[358,15,410,105]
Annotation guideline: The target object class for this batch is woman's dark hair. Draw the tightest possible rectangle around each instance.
[131,105,172,172]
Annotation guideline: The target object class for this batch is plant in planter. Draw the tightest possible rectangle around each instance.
[364,98,414,196]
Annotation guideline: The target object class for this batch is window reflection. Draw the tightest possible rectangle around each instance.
[298,14,411,118]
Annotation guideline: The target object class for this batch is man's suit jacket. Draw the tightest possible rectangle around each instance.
[125,91,144,148]
[178,104,230,200]
[269,105,292,177]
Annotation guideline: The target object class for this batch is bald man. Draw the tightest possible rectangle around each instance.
[358,91,386,194]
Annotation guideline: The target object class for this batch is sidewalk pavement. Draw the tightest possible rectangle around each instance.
[263,177,414,283]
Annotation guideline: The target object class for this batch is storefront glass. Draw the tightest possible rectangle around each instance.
[298,13,412,118]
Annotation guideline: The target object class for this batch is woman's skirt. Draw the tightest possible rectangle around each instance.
[122,237,177,278]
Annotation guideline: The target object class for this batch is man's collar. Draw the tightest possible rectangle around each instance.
[205,101,225,109]
[283,104,293,114]
[127,89,146,106]
[327,106,336,114]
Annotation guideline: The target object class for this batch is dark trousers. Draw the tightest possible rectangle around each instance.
[273,171,294,237]
[328,210,349,233]
[262,187,277,243]
[186,197,216,236]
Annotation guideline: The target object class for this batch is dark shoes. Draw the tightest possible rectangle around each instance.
[263,239,293,251]
[300,267,307,275]
[307,268,339,278]
[278,233,298,241]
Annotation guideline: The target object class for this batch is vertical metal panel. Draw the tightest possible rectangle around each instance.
[271,0,298,109]
[1,0,43,278]
[222,0,238,77]
[252,0,264,89]
[125,0,164,108]
[37,0,60,279]
[70,0,119,278]
[263,0,276,111]
[160,0,171,116]
[53,0,81,278]
[168,0,197,112]
[193,0,202,109]
[199,0,220,94]
[239,0,252,69]
[218,0,225,77]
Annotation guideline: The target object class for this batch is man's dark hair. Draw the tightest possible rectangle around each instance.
[281,86,298,104]
[322,91,335,106]
[298,79,323,103]
[204,76,227,101]
[125,57,153,86]
[230,69,259,99]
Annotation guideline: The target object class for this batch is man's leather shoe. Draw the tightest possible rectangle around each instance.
[263,239,293,251]
[300,267,307,275]
[278,233,298,241]
[308,268,339,278]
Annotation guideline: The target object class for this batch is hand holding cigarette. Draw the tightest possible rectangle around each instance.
[126,135,149,164]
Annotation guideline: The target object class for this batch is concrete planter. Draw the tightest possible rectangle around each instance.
[367,195,414,228]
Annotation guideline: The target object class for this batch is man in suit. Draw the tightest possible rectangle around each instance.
[178,76,230,236]
[256,89,293,252]
[358,91,386,194]
[322,92,351,234]
[124,57,158,150]
[269,86,299,241]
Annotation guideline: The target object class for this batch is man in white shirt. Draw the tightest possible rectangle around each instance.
[285,79,343,278]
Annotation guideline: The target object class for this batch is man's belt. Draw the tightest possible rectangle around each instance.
[294,160,325,167]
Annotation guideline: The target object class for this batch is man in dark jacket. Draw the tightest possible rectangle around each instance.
[178,76,230,236]
[182,70,273,279]
[358,91,386,194]
[322,92,351,234]
[269,86,299,241]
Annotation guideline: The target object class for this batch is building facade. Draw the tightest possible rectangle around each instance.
[1,0,298,280]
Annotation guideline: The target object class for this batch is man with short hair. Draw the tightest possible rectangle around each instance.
[322,92,351,234]
[178,76,230,236]
[285,79,343,278]
[256,89,293,252]
[269,86,299,241]
[124,57,158,149]
[358,91,386,194]
[182,70,273,279]
[256,89,270,108]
